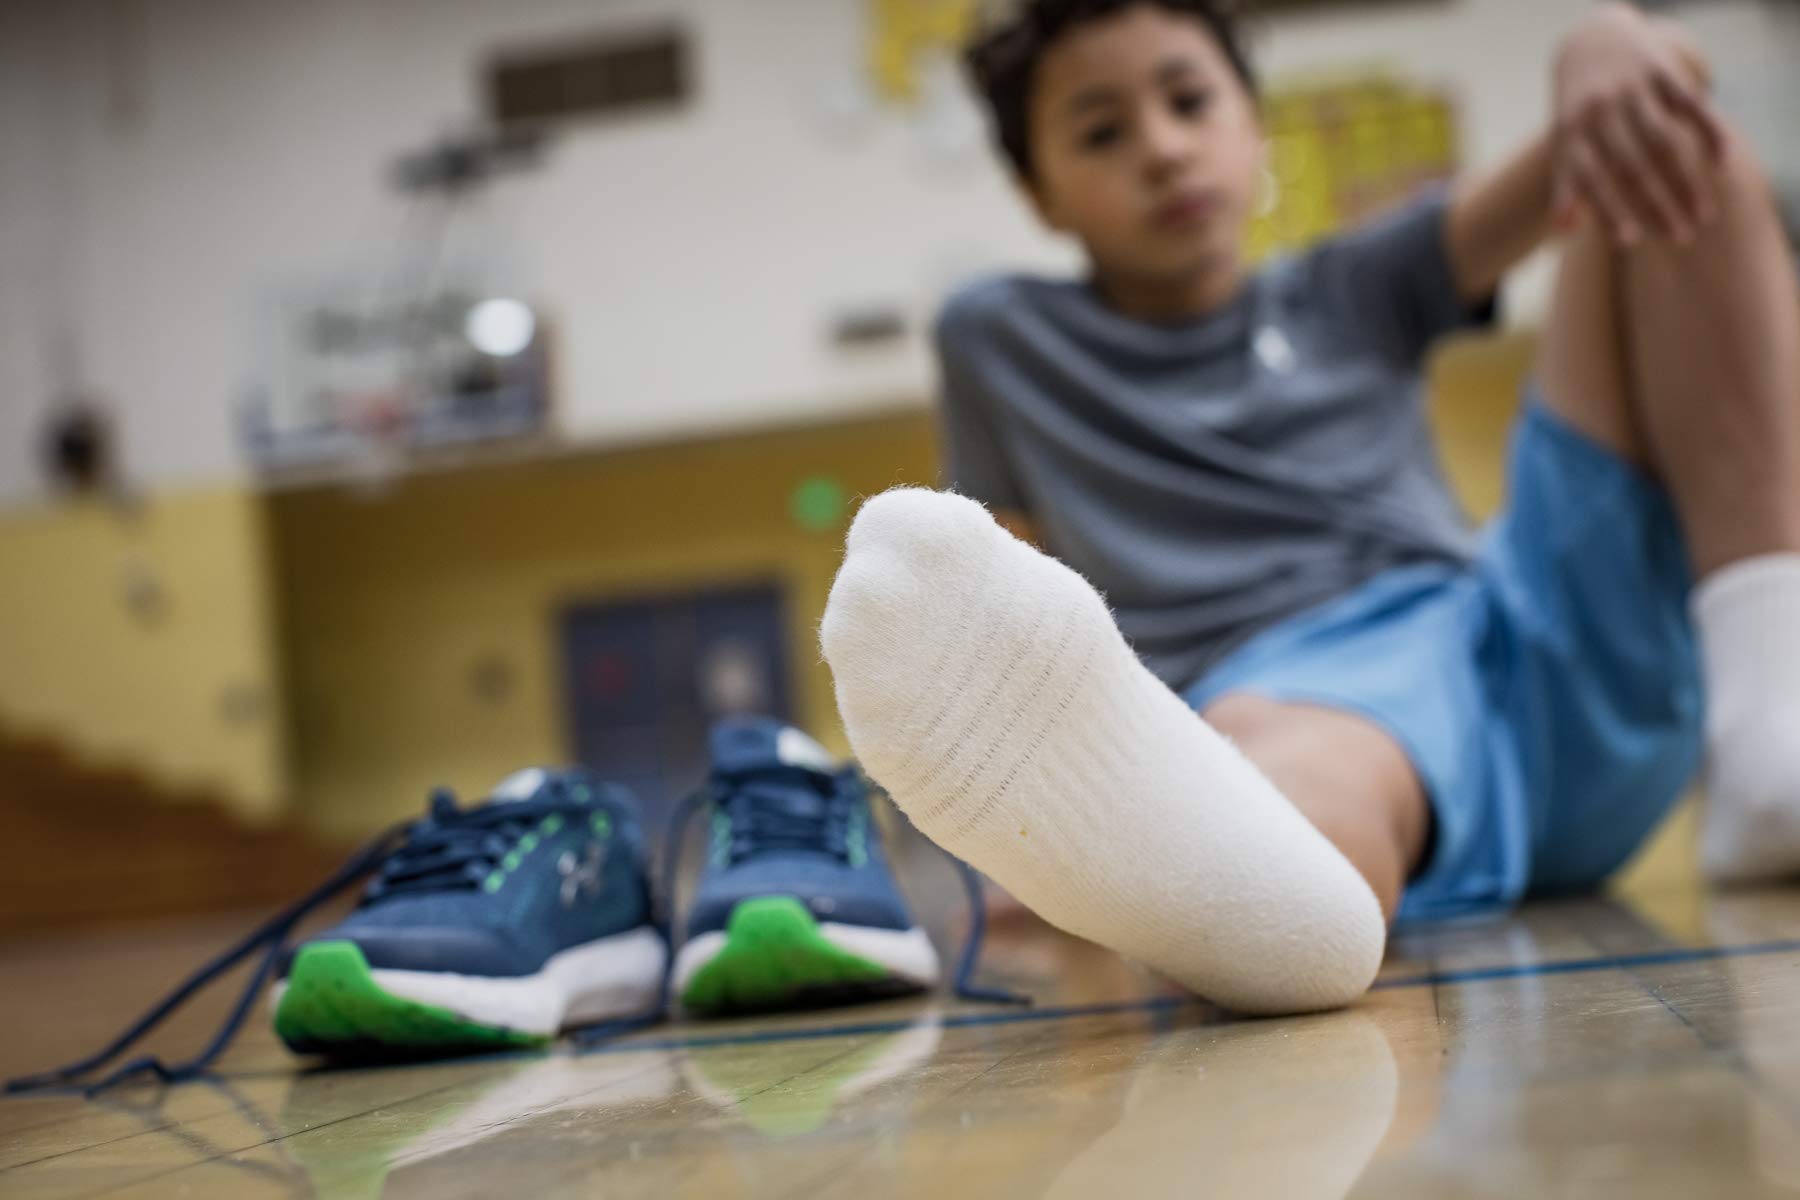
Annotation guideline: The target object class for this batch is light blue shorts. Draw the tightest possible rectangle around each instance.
[1184,399,1703,923]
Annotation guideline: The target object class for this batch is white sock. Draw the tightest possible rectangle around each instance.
[819,488,1385,1014]
[1695,553,1800,882]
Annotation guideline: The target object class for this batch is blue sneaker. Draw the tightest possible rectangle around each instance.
[4,748,1012,1096]
[669,717,940,1014]
[271,768,667,1056]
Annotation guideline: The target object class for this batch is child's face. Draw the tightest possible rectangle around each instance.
[1024,5,1263,290]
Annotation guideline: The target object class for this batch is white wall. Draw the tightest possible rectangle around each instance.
[0,0,1075,504]
[1,0,1794,504]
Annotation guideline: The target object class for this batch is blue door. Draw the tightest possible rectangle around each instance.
[560,582,794,845]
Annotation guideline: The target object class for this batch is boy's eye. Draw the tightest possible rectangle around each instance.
[1080,122,1123,151]
[1171,88,1213,118]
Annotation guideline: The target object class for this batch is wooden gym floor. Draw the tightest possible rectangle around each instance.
[6,877,1800,1198]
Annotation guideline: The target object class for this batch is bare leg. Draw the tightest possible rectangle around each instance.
[1537,130,1800,576]
[1205,695,1430,922]
[1620,134,1800,577]
[1533,227,1644,463]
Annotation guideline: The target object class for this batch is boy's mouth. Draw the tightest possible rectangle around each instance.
[1149,189,1222,231]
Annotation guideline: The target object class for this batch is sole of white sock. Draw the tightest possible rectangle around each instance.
[820,488,1385,1015]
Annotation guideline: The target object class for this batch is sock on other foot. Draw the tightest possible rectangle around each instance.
[1695,552,1800,882]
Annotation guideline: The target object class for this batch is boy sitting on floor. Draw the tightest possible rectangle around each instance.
[820,0,1800,1012]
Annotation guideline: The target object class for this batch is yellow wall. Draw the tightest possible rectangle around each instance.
[269,412,938,838]
[1425,331,1532,516]
[0,487,288,816]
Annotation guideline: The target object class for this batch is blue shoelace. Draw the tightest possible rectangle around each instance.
[653,767,1026,1010]
[3,788,612,1096]
[4,818,412,1096]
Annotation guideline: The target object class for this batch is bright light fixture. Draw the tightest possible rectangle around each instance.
[464,298,536,357]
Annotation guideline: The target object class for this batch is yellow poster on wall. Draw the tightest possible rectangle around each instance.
[1250,73,1461,261]
[868,0,980,105]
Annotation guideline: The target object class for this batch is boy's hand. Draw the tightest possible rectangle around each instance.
[1552,3,1726,247]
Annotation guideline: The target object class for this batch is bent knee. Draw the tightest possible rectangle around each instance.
[1201,692,1292,744]
[1713,128,1775,213]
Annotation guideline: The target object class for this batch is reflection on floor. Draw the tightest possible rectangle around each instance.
[6,881,1800,1198]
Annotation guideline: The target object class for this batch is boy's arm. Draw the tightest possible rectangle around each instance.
[1444,133,1557,307]
[1444,3,1724,305]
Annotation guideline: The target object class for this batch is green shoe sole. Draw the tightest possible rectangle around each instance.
[680,896,925,1016]
[274,940,547,1059]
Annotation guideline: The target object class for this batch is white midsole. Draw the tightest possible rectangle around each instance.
[270,925,668,1036]
[670,919,940,1003]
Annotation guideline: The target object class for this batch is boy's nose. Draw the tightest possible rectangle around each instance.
[1140,111,1196,178]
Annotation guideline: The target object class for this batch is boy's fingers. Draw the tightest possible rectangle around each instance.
[1628,86,1710,231]
[1567,138,1638,246]
[1612,103,1692,241]
[1591,107,1672,241]
[1653,68,1728,160]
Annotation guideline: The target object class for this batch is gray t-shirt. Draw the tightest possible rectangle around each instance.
[936,190,1493,692]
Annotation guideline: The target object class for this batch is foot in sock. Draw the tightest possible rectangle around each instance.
[1695,553,1800,882]
[819,487,1385,1014]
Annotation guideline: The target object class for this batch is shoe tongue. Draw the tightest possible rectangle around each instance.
[489,767,553,802]
[710,717,839,778]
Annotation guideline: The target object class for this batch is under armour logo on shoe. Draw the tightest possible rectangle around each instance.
[558,843,604,907]
[1254,325,1296,374]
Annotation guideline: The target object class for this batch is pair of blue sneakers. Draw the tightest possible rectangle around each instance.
[273,717,944,1057]
[8,718,961,1093]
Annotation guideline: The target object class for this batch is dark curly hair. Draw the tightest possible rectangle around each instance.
[965,0,1259,182]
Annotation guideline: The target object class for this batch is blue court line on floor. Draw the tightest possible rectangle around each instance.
[1376,935,1800,990]
[578,935,1800,1057]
